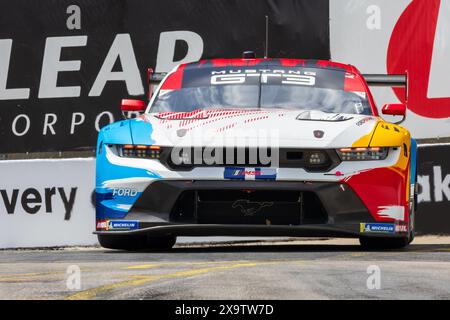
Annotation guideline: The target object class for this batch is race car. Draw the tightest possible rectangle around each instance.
[94,54,417,250]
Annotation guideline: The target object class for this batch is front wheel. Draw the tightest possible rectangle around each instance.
[98,234,177,251]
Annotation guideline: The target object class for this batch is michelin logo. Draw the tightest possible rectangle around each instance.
[107,220,139,230]
[360,223,395,234]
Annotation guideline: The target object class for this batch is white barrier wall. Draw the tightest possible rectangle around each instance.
[0,158,97,248]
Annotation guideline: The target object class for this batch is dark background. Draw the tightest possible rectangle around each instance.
[0,0,330,153]
[416,145,450,234]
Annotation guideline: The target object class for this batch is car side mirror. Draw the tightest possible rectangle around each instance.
[120,99,146,118]
[381,103,406,116]
[381,103,406,124]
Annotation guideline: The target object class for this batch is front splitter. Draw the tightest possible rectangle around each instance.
[94,223,406,238]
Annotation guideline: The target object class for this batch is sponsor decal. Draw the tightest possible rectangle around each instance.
[106,220,139,231]
[395,224,408,233]
[210,69,316,86]
[360,223,395,234]
[224,167,277,180]
[96,220,108,230]
[355,116,373,126]
[111,188,138,197]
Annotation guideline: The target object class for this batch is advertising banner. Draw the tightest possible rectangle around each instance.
[331,0,450,139]
[416,144,450,234]
[0,158,97,247]
[0,0,330,153]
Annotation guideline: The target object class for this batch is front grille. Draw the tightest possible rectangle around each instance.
[159,147,340,172]
[170,189,328,225]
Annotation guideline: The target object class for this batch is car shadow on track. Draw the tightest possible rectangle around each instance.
[102,242,450,254]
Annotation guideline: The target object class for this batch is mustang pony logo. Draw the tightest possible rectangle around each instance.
[232,199,273,216]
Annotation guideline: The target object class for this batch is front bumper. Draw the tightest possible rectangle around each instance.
[95,180,408,238]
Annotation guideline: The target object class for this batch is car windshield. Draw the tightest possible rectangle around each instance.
[150,66,372,115]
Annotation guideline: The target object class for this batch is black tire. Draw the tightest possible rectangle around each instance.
[409,202,416,244]
[359,236,410,249]
[410,168,417,242]
[98,234,177,251]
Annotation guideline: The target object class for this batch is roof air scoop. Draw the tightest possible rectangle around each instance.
[242,51,256,59]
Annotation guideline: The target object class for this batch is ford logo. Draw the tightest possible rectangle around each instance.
[314,130,324,138]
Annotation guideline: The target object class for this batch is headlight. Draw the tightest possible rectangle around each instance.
[307,151,329,165]
[119,144,161,159]
[337,147,388,161]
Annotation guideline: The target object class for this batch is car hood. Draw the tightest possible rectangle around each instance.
[130,109,380,148]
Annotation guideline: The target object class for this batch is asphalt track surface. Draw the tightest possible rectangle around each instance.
[1,236,450,300]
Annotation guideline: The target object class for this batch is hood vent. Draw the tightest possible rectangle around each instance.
[296,111,353,122]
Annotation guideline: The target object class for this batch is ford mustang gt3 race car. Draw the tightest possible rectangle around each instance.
[95,55,417,250]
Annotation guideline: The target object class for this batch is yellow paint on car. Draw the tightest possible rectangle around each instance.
[369,121,409,148]
[351,120,380,147]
